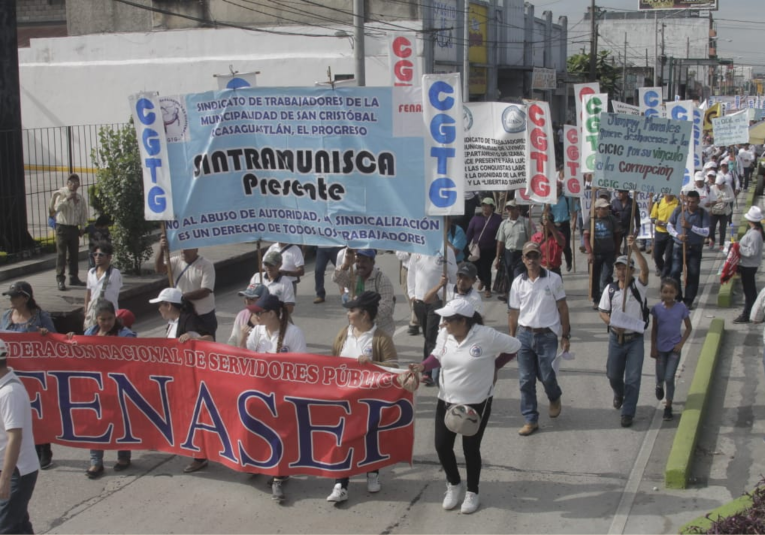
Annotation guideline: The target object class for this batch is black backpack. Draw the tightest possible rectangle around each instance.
[606,280,650,330]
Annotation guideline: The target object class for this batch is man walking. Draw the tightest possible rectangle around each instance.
[610,190,641,254]
[597,237,649,428]
[494,200,533,300]
[550,183,575,271]
[508,242,571,436]
[583,199,622,309]
[650,193,679,277]
[668,191,710,309]
[0,338,40,534]
[49,173,88,291]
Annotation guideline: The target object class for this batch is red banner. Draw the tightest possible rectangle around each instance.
[3,333,414,478]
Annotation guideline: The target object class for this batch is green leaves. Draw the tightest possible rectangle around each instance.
[91,121,158,274]
[567,50,621,95]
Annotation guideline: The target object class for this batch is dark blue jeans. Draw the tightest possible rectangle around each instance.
[670,242,703,307]
[656,351,680,402]
[591,252,615,304]
[607,332,645,418]
[653,232,674,277]
[0,468,37,534]
[517,330,561,424]
[314,247,341,299]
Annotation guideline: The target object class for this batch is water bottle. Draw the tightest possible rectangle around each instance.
[729,222,736,244]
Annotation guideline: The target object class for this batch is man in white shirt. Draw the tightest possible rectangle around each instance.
[84,242,123,330]
[407,248,457,385]
[597,237,649,428]
[508,242,570,436]
[250,251,296,313]
[738,146,755,190]
[682,172,710,205]
[155,237,217,339]
[266,243,305,295]
[0,338,40,534]
[49,173,88,291]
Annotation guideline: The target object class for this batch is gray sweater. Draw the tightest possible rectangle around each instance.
[739,227,763,268]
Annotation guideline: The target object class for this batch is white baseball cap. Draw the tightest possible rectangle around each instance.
[0,339,6,360]
[703,161,717,170]
[435,298,475,318]
[149,287,183,304]
[694,171,705,182]
[715,175,726,185]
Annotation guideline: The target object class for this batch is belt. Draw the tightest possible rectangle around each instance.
[611,331,643,342]
[519,325,553,334]
[554,221,569,227]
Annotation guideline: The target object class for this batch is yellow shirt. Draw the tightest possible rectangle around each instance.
[650,197,679,234]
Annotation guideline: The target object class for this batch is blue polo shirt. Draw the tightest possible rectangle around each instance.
[668,207,710,247]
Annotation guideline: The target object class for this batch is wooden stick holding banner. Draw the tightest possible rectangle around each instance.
[442,218,448,303]
[257,240,262,285]
[161,222,174,288]
[349,249,356,300]
[571,204,577,273]
[588,188,598,302]
[621,193,638,311]
[680,193,688,287]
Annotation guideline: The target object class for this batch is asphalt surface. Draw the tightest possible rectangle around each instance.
[22,236,765,534]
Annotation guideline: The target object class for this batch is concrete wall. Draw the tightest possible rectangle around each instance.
[17,0,66,24]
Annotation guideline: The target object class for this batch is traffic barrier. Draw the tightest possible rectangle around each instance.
[665,318,724,489]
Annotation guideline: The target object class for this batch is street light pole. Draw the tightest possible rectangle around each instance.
[588,0,597,82]
[353,0,365,86]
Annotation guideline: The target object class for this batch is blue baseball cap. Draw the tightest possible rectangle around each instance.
[356,249,376,259]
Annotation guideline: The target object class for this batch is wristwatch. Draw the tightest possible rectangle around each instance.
[561,333,571,340]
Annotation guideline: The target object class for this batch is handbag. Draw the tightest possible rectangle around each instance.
[710,200,727,215]
[441,366,491,437]
[468,219,489,262]
[396,370,420,393]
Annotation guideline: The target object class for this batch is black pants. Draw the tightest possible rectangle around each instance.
[556,222,572,269]
[739,266,758,317]
[504,249,525,290]
[473,247,496,291]
[413,299,442,373]
[435,397,492,494]
[55,224,80,282]
[590,252,615,304]
[653,232,674,277]
[335,470,378,490]
[197,310,218,341]
[709,213,728,246]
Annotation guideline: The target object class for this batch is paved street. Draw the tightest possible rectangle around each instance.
[22,241,765,534]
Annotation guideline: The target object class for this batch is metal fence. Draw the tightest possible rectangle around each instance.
[0,123,126,252]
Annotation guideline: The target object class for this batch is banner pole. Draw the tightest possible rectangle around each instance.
[442,217,448,303]
[161,222,174,288]
[257,240,262,284]
[571,203,577,273]
[621,193,638,312]
[588,188,597,302]
[680,193,688,288]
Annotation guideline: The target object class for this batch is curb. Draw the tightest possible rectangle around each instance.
[679,492,754,533]
[0,248,91,284]
[665,317,724,489]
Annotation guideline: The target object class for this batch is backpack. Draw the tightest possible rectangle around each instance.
[606,280,650,330]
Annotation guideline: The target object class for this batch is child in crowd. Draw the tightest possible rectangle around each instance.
[84,215,112,268]
[650,278,692,421]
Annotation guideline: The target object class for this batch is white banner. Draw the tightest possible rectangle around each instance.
[532,68,557,91]
[524,101,557,205]
[463,102,526,191]
[692,105,703,173]
[215,72,259,90]
[712,109,749,145]
[423,73,464,216]
[612,100,640,116]
[389,33,420,88]
[581,93,609,175]
[639,87,663,117]
[581,189,594,229]
[129,92,174,221]
[635,192,653,240]
[563,125,582,197]
[664,100,695,187]
[574,83,599,126]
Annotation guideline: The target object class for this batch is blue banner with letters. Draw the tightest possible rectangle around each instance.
[158,87,442,253]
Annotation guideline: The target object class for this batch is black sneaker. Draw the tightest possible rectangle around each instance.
[620,415,633,428]
[655,385,665,401]
[57,280,67,291]
[733,314,750,324]
[40,452,53,470]
[69,277,86,287]
[407,325,420,336]
[663,406,673,421]
[613,396,623,410]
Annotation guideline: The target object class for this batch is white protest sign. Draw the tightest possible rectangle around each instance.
[664,100,695,187]
[610,308,645,333]
[216,72,258,90]
[612,100,640,116]
[635,192,653,240]
[463,102,526,191]
[532,68,556,91]
[563,125,582,197]
[581,93,609,174]
[525,101,557,205]
[129,92,174,221]
[712,109,749,146]
[581,188,594,229]
[574,83,599,126]
[423,73,464,216]
[389,33,420,87]
[593,113,692,195]
[639,87,663,117]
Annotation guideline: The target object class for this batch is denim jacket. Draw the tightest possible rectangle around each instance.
[1,309,57,333]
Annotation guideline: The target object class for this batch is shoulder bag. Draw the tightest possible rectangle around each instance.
[468,219,489,262]
[441,365,491,437]
[84,266,113,328]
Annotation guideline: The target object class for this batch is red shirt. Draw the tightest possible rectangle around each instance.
[531,231,563,269]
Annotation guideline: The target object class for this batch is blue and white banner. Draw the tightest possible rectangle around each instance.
[216,71,259,90]
[423,73,464,216]
[130,92,175,221]
[638,87,663,118]
[712,109,749,146]
[664,100,695,187]
[157,87,443,252]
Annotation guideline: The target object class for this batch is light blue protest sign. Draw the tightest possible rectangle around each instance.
[593,113,691,195]
[159,87,443,253]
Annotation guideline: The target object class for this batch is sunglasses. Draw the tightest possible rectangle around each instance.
[524,253,541,260]
[93,252,108,257]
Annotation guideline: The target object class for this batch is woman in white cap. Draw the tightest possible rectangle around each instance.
[409,299,520,514]
[226,283,268,347]
[149,287,213,474]
[245,294,307,502]
[465,197,502,298]
[706,173,735,250]
[325,291,398,503]
[734,206,765,324]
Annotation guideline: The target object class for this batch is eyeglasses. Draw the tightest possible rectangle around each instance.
[93,252,107,257]
[524,253,541,260]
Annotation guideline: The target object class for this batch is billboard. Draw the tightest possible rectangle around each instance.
[638,0,718,10]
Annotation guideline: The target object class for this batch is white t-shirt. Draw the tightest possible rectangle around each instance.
[170,255,216,315]
[339,325,376,360]
[509,270,566,336]
[598,279,648,335]
[445,286,484,315]
[0,370,40,475]
[246,323,307,354]
[87,266,123,309]
[249,272,296,305]
[434,325,521,404]
[407,248,458,300]
[267,243,304,284]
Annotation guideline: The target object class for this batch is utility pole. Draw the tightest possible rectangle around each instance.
[353,0,365,86]
[653,11,658,86]
[463,0,470,100]
[623,32,627,100]
[588,0,597,82]
[659,22,666,92]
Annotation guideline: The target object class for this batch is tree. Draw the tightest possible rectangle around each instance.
[567,51,620,96]
[91,121,157,274]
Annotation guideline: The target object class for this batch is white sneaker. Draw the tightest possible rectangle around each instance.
[271,479,284,501]
[367,472,381,493]
[327,483,348,503]
[461,491,480,514]
[442,482,463,510]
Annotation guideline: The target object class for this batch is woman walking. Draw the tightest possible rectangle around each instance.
[734,206,765,324]
[409,299,520,514]
[465,197,502,298]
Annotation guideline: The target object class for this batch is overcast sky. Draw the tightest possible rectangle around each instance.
[542,0,762,73]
